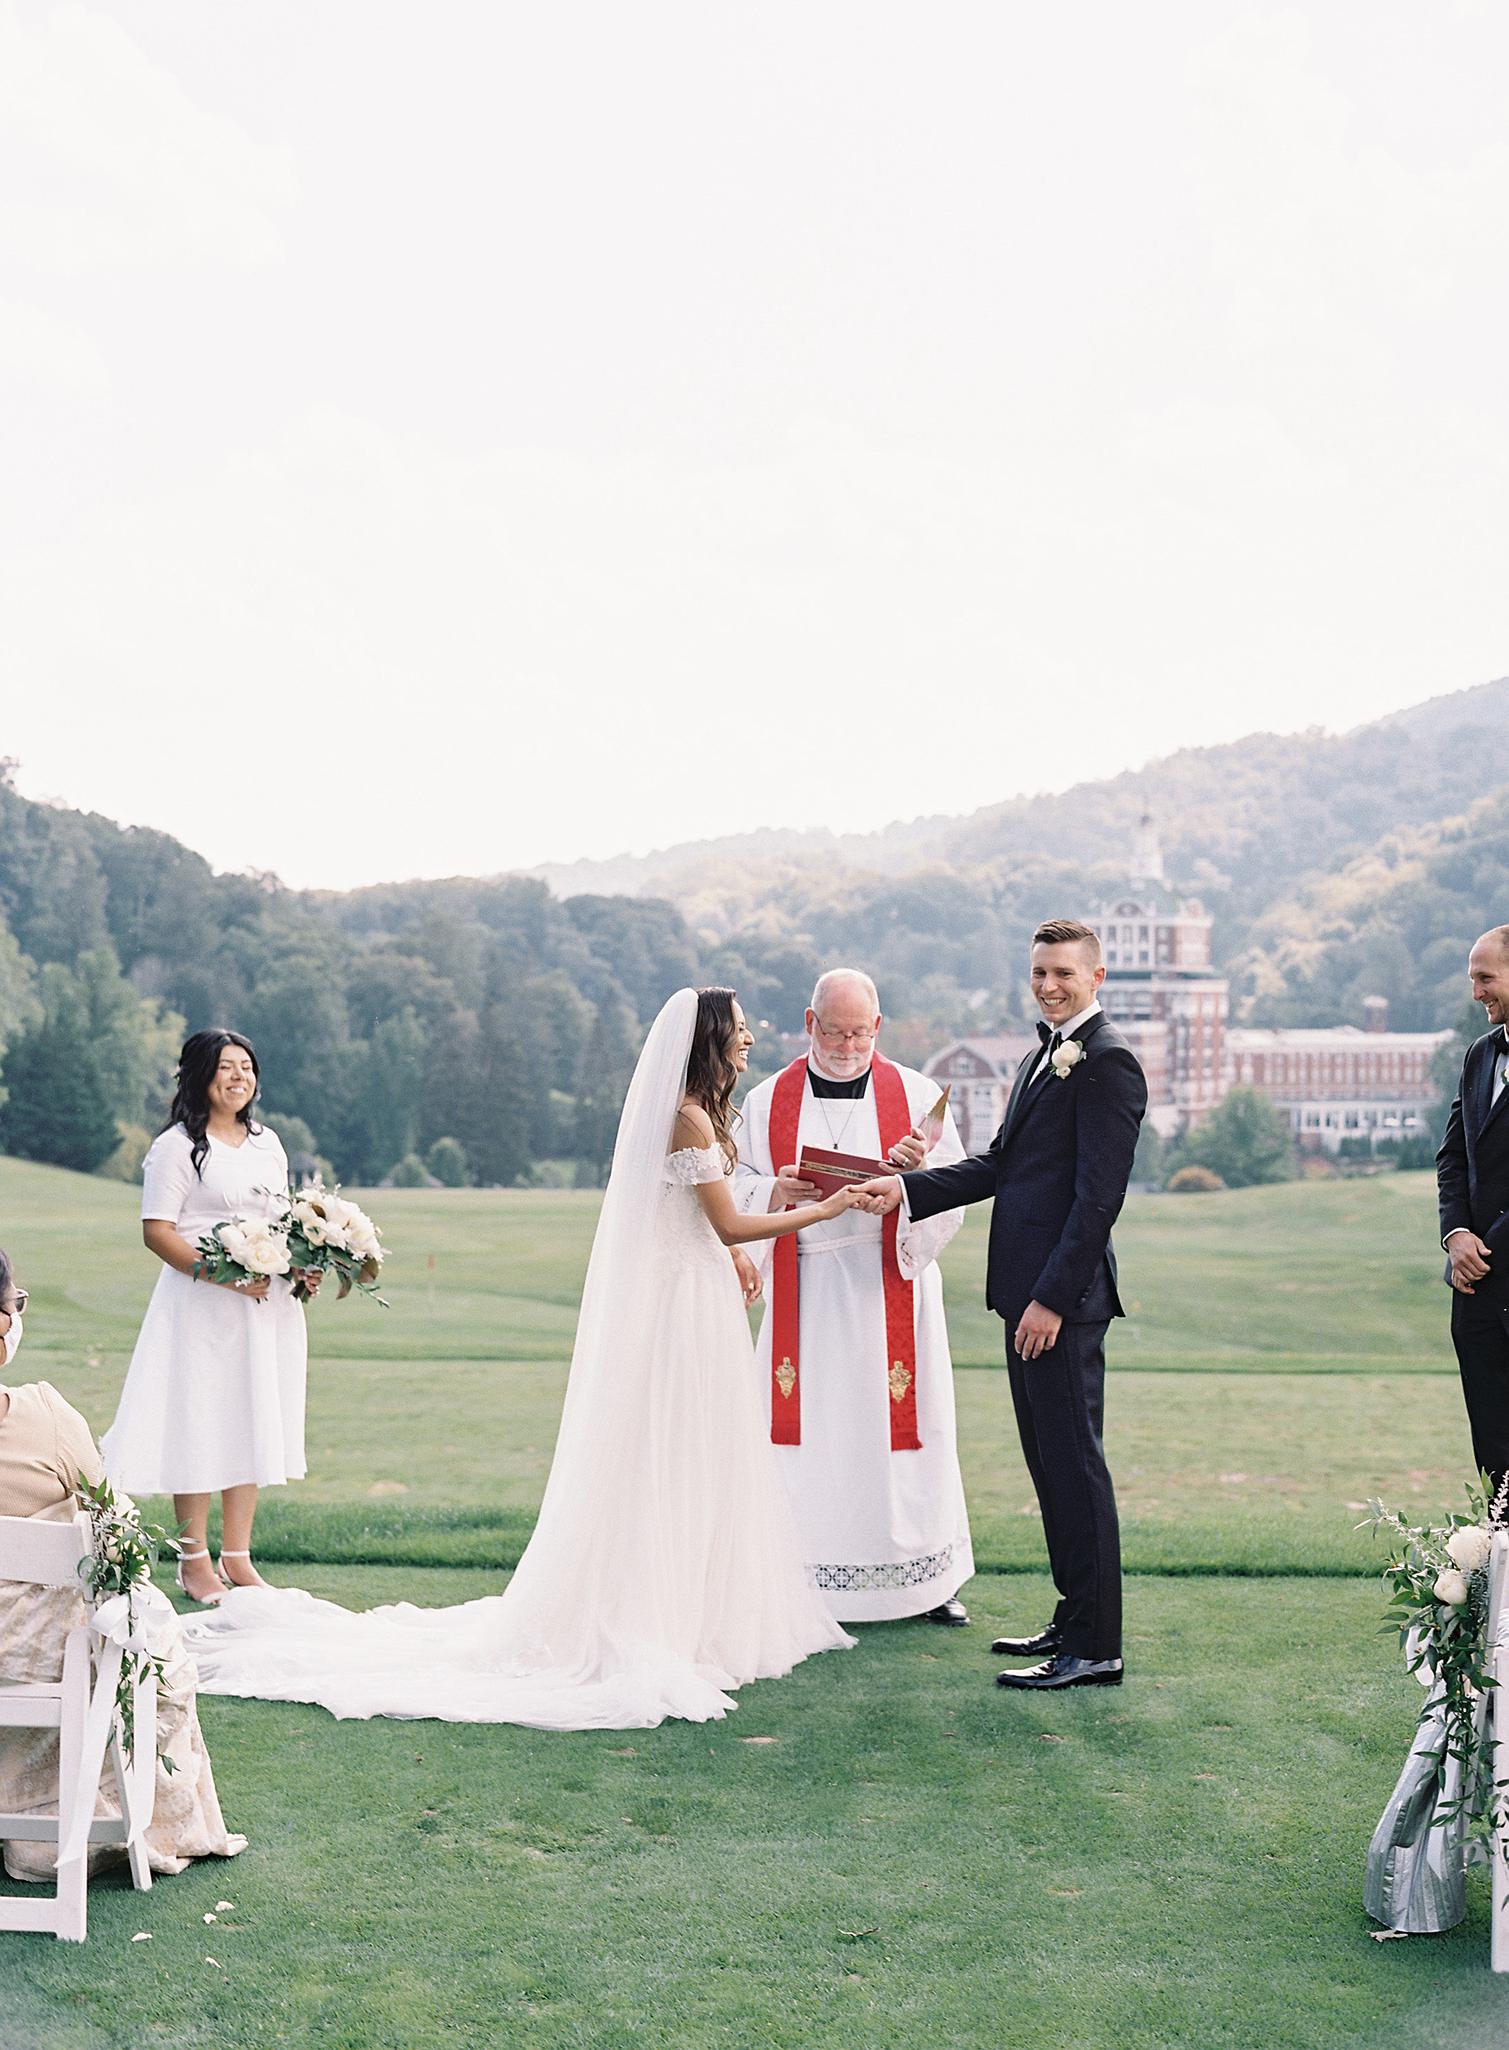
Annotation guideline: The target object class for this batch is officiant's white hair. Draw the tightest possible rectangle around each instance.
[810,968,880,1015]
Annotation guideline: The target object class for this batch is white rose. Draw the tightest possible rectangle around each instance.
[1433,1567,1470,1607]
[244,1228,292,1277]
[218,1220,253,1266]
[1447,1525,1494,1574]
[345,1211,380,1260]
[1051,1039,1085,1079]
[317,1198,358,1251]
[292,1200,334,1246]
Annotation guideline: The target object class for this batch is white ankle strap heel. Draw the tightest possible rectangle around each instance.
[174,1542,223,1607]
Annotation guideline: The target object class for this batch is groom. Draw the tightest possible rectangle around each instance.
[856,919,1147,1690]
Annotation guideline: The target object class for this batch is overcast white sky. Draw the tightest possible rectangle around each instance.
[1,1,1505,890]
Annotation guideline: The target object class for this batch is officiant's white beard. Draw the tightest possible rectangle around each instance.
[807,1036,873,1082]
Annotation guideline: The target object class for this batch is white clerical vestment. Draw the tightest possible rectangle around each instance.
[734,1061,973,1621]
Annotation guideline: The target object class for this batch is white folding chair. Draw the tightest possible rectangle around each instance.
[0,1510,157,1941]
[1490,1531,1509,1973]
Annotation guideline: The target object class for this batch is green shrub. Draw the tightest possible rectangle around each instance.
[426,1136,470,1187]
[1165,1088,1296,1188]
[1166,1164,1226,1193]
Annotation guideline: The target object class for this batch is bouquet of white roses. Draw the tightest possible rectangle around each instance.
[284,1180,388,1306]
[192,1211,293,1296]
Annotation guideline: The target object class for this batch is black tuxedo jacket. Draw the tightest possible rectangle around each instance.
[903,1012,1148,1323]
[1437,1028,1509,1300]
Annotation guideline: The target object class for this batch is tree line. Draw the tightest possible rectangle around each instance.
[0,746,1501,1188]
[0,771,822,1185]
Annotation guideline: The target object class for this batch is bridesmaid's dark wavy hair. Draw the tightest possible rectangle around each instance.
[162,1029,262,1179]
[684,987,742,1174]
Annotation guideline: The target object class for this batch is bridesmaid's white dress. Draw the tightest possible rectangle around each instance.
[104,1124,306,1494]
[184,1146,852,1729]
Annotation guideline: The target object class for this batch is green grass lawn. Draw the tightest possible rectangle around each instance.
[1,1157,1501,2049]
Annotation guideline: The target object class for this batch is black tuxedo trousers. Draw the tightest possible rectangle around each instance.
[1437,1029,1509,1499]
[1003,1301,1122,1661]
[1450,1288,1509,1494]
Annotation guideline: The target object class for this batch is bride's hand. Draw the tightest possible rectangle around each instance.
[731,1248,763,1305]
[816,1185,862,1221]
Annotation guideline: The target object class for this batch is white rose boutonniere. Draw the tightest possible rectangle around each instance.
[1050,1038,1085,1081]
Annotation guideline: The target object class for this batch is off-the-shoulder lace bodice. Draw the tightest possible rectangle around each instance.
[660,1145,736,1273]
[664,1145,728,1186]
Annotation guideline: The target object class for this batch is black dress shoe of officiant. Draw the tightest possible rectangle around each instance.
[996,1653,1123,1690]
[990,1625,1061,1657]
[922,1598,970,1626]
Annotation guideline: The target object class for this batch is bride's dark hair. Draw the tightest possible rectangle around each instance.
[163,1028,262,1179]
[684,987,742,1173]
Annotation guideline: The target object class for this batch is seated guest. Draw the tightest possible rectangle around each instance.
[0,1247,247,1882]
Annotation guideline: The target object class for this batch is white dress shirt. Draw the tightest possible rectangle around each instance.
[1027,999,1103,1084]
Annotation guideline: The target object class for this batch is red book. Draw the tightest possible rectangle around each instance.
[797,1145,889,1198]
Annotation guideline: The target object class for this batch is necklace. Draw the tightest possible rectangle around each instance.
[811,1086,866,1154]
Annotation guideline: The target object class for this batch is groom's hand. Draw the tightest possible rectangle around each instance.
[853,1176,903,1215]
[1447,1230,1493,1292]
[1014,1301,1063,1360]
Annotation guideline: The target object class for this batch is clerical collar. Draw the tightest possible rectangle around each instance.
[807,1061,872,1099]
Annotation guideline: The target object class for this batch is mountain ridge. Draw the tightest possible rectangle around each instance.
[522,675,1509,913]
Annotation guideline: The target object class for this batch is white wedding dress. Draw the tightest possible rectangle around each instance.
[184,991,853,1729]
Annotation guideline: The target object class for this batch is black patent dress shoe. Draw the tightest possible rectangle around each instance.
[921,1598,970,1626]
[990,1625,1061,1657]
[996,1652,1124,1690]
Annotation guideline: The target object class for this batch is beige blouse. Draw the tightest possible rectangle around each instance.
[0,1382,106,1520]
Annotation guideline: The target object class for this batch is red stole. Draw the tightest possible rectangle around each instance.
[767,1054,920,1451]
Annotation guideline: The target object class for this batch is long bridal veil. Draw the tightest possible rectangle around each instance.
[186,987,844,1729]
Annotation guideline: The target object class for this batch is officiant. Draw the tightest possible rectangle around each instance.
[734,970,974,1624]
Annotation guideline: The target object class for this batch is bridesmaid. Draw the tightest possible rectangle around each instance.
[103,1030,320,1604]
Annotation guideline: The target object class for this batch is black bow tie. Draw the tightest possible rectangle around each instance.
[1036,1022,1062,1050]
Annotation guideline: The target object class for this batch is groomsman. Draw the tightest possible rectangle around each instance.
[1437,924,1509,1506]
[857,920,1147,1690]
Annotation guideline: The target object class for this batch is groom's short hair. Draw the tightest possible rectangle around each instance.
[1032,918,1103,964]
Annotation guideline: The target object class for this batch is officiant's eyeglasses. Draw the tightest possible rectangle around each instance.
[812,1019,877,1046]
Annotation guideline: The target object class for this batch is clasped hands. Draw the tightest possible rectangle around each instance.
[223,1268,324,1301]
[770,1125,928,1210]
[1448,1231,1493,1294]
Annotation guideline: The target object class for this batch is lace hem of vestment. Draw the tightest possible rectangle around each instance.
[808,1542,958,1592]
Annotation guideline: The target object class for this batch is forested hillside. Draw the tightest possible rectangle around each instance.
[1,675,1505,1185]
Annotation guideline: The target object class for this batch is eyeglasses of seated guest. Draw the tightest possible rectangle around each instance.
[0,1249,24,1374]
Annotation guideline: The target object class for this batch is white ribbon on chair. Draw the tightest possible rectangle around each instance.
[54,1584,172,1868]
[90,1584,177,1658]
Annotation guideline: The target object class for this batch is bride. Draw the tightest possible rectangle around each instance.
[184,988,858,1729]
